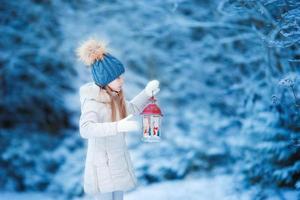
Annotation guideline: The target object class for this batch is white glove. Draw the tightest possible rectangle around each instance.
[145,80,160,97]
[117,114,139,132]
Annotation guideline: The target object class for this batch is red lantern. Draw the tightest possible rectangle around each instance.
[140,96,163,142]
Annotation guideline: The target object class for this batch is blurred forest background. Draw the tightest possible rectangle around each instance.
[0,0,299,199]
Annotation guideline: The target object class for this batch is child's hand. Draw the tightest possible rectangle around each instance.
[117,114,139,133]
[145,80,160,97]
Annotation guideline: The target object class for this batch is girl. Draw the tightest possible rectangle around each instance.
[76,38,160,200]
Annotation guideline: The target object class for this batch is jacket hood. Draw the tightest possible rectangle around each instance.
[79,82,111,104]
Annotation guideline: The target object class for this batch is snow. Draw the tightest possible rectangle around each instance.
[1,174,298,200]
[1,0,300,199]
[126,175,250,200]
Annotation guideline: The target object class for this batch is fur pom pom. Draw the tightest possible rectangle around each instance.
[76,38,108,66]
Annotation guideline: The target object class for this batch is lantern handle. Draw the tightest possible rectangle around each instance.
[149,95,156,103]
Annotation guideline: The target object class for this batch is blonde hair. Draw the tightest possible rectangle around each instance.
[101,85,127,122]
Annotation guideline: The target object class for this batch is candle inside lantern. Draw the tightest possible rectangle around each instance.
[140,96,163,142]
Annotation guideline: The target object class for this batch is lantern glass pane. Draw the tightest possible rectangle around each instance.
[142,115,151,138]
[141,114,162,142]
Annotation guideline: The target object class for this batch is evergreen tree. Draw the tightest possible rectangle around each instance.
[0,0,77,191]
[219,0,300,194]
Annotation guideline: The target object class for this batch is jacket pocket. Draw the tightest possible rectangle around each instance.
[108,149,128,175]
[92,151,108,166]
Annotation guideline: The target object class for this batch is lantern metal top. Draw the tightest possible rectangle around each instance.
[141,96,163,116]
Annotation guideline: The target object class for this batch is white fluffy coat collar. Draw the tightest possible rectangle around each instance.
[79,82,111,104]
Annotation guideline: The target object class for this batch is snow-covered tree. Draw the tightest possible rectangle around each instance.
[0,0,76,133]
[0,0,77,191]
[218,0,300,194]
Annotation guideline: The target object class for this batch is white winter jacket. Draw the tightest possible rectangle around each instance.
[78,82,150,195]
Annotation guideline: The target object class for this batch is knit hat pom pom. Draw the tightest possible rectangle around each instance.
[76,38,108,66]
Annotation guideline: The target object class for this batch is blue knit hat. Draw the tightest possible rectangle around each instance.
[91,53,125,86]
[77,39,125,86]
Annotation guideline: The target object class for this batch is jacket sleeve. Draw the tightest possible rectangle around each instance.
[79,98,118,139]
[126,89,150,115]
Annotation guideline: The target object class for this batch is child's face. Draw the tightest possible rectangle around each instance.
[108,75,124,92]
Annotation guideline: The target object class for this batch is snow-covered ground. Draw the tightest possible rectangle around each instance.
[126,174,251,200]
[1,174,298,200]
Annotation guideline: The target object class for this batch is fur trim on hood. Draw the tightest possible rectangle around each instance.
[79,82,111,104]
